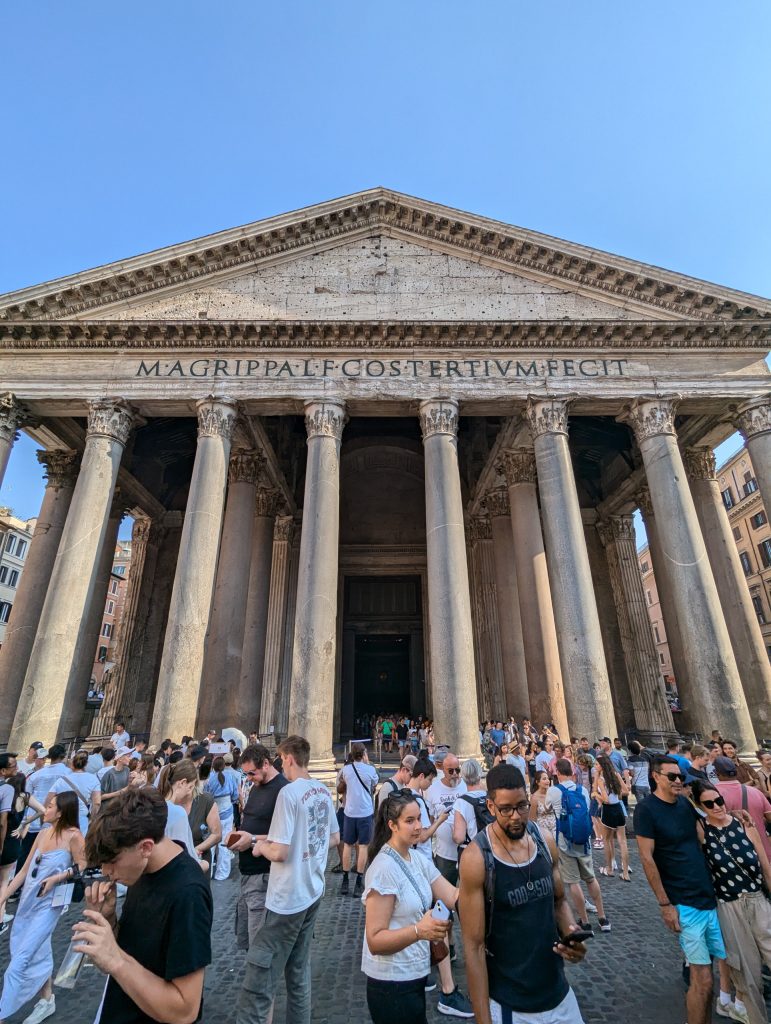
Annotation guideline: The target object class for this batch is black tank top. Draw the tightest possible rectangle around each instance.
[485,825,569,1013]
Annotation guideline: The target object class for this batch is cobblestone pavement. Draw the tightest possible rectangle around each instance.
[2,840,769,1023]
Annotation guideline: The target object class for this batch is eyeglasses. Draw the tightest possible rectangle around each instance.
[30,853,42,879]
[446,767,461,776]
[491,800,530,818]
[656,771,686,783]
[700,796,725,809]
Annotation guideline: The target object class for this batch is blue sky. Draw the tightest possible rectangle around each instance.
[0,1,768,537]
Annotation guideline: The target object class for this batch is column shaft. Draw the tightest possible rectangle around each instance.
[499,448,569,738]
[599,515,675,738]
[150,398,237,743]
[734,399,771,513]
[238,488,278,733]
[197,449,262,732]
[287,401,346,766]
[625,398,755,750]
[419,399,480,759]
[0,450,79,744]
[259,516,294,732]
[9,401,134,750]
[526,400,617,740]
[277,537,300,735]
[685,447,771,736]
[467,517,505,720]
[486,491,530,719]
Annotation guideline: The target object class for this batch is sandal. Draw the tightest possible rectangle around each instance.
[620,874,632,882]
[599,867,615,877]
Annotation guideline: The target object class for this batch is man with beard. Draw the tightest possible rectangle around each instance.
[459,764,588,1023]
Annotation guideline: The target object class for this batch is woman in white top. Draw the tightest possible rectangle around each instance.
[48,749,102,834]
[362,789,458,1024]
[452,758,487,850]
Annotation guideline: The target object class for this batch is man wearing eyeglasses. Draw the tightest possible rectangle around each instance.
[634,755,723,1024]
[227,744,289,951]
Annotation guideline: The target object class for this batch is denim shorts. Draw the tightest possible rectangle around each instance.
[342,813,374,845]
[675,904,726,965]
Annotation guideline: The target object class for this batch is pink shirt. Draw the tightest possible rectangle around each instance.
[717,780,771,857]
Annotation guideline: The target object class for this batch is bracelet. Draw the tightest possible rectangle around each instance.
[414,924,420,941]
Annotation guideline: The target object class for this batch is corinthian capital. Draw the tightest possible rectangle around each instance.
[466,515,491,542]
[132,516,153,546]
[498,447,537,486]
[0,392,28,444]
[525,397,570,439]
[87,400,135,445]
[304,399,347,441]
[229,449,264,486]
[196,397,238,440]
[732,397,771,440]
[636,486,654,520]
[255,486,280,518]
[37,449,80,490]
[484,488,510,519]
[683,446,716,481]
[274,515,295,541]
[621,396,679,443]
[419,398,459,440]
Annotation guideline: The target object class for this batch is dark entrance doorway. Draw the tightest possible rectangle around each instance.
[354,635,410,719]
[339,575,426,739]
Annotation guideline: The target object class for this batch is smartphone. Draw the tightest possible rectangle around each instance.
[431,899,451,922]
[226,832,241,849]
[561,928,594,945]
[36,882,48,898]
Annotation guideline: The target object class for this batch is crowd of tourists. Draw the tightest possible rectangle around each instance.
[0,718,769,1024]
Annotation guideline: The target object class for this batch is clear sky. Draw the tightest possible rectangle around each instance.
[0,0,768,537]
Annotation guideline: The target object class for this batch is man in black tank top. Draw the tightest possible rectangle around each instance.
[459,764,588,1024]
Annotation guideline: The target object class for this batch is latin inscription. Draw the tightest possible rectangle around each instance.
[135,356,629,380]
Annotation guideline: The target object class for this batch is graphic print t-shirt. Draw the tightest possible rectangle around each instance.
[265,776,339,914]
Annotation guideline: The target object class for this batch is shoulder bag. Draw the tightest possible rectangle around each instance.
[383,845,448,965]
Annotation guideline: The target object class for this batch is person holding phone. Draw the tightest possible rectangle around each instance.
[361,789,466,1024]
[0,791,85,1024]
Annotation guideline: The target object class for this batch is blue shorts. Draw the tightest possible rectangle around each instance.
[342,813,374,845]
[675,905,726,965]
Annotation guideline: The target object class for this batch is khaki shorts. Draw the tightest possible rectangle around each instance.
[559,849,595,885]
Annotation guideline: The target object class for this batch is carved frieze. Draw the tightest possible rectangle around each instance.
[419,398,459,440]
[525,397,570,439]
[683,446,716,481]
[228,449,264,486]
[87,399,135,445]
[0,391,27,444]
[37,448,80,490]
[733,398,771,440]
[622,396,679,442]
[498,447,537,486]
[304,400,347,441]
[196,397,238,440]
[484,488,510,519]
[255,487,280,518]
[274,515,294,542]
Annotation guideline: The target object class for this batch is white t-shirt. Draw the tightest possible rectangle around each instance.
[110,731,130,748]
[0,782,13,815]
[18,759,38,778]
[266,776,340,915]
[25,763,71,831]
[165,800,197,858]
[426,778,467,862]
[362,846,440,980]
[50,771,101,835]
[409,787,434,861]
[453,791,487,844]
[340,761,379,819]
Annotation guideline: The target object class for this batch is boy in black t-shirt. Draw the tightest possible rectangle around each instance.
[73,787,213,1024]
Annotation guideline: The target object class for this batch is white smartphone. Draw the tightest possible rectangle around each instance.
[431,899,450,921]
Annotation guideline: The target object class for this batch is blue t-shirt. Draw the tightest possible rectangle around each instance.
[670,753,691,775]
[609,750,629,774]
[489,729,505,749]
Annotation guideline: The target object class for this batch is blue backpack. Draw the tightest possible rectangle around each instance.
[555,783,592,850]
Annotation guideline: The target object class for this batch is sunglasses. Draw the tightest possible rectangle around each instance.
[387,787,418,804]
[657,771,686,783]
[700,796,725,809]
[30,852,42,879]
[446,767,461,775]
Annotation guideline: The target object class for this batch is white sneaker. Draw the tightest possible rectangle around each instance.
[2,912,13,923]
[22,995,56,1024]
[584,899,597,914]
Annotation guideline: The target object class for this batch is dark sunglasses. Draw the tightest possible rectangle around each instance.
[700,796,725,809]
[657,771,686,783]
[387,787,417,803]
[30,852,42,879]
[446,767,461,775]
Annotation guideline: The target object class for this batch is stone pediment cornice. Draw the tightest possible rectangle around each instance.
[2,189,770,323]
[1,318,769,351]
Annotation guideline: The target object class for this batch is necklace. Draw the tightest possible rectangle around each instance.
[493,825,535,891]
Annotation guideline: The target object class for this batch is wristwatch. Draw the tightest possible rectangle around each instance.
[250,835,258,847]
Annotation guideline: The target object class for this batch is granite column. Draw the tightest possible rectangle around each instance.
[260,515,294,733]
[419,398,480,759]
[733,399,771,514]
[150,398,237,743]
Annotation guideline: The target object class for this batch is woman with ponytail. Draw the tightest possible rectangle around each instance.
[361,790,460,1024]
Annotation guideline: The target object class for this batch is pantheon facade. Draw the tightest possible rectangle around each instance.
[0,189,769,770]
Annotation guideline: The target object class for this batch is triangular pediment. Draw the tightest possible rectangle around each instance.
[1,188,769,323]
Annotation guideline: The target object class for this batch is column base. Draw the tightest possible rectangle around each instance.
[308,755,339,789]
[636,730,681,749]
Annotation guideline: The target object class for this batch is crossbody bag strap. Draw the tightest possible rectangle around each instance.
[351,762,374,799]
[60,776,90,810]
[383,845,430,913]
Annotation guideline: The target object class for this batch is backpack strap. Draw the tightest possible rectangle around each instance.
[473,827,496,940]
[526,820,552,865]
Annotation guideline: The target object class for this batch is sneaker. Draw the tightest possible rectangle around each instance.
[450,942,457,962]
[425,978,437,993]
[583,899,597,915]
[0,922,8,937]
[577,919,593,934]
[352,875,363,899]
[22,996,56,1024]
[716,1000,748,1023]
[729,1005,749,1024]
[340,873,349,895]
[331,863,343,873]
[2,912,13,924]
[598,917,611,933]
[7,890,19,903]
[437,987,474,1018]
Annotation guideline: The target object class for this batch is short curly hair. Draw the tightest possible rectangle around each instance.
[86,787,167,866]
